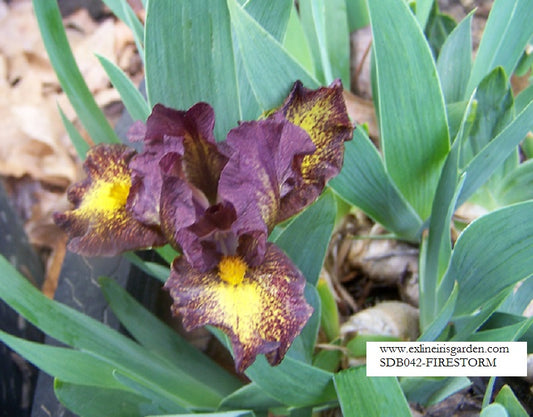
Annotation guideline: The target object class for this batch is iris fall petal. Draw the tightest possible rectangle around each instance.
[54,144,166,256]
[165,242,313,372]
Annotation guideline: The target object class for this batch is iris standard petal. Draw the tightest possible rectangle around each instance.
[275,79,353,222]
[127,102,226,226]
[217,116,315,264]
[54,144,166,256]
[165,242,313,373]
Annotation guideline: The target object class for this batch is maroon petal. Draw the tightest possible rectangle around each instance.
[53,144,166,256]
[165,242,313,373]
[217,116,315,264]
[127,102,226,227]
[274,79,353,222]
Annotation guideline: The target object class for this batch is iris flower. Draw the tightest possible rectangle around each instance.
[54,80,353,372]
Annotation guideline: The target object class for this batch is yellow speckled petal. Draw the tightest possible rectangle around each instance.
[165,243,313,373]
[275,79,353,222]
[54,144,166,256]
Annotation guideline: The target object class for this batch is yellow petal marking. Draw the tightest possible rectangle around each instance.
[79,170,131,218]
[214,279,264,345]
[218,255,247,286]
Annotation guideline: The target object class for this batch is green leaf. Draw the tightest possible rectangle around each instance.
[299,0,350,86]
[0,330,122,389]
[227,0,318,112]
[436,13,473,103]
[232,0,294,121]
[145,0,241,141]
[494,385,529,417]
[419,282,458,341]
[499,275,533,315]
[515,83,533,114]
[57,105,90,159]
[345,0,369,31]
[334,367,411,417]
[270,193,335,362]
[220,383,283,411]
[101,0,145,57]
[330,128,422,242]
[416,0,434,29]
[97,55,150,122]
[242,0,292,41]
[0,255,221,411]
[468,317,533,342]
[465,0,533,96]
[368,0,450,219]
[346,334,400,358]
[480,403,509,417]
[283,5,315,74]
[439,201,533,317]
[245,356,335,407]
[425,9,457,58]
[515,47,533,77]
[54,380,169,417]
[458,100,533,206]
[461,68,516,207]
[312,345,342,373]
[99,277,243,396]
[499,159,533,205]
[451,293,509,341]
[420,96,473,327]
[146,412,255,417]
[316,279,340,341]
[401,376,471,407]
[290,284,321,363]
[122,252,170,283]
[273,190,336,286]
[33,0,120,144]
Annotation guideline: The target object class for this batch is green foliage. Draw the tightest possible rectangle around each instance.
[8,0,533,416]
[334,367,412,417]
[33,0,120,144]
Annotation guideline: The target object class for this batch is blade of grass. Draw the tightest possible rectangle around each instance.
[122,252,170,283]
[33,0,120,145]
[101,0,145,57]
[57,104,90,159]
[97,55,150,122]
